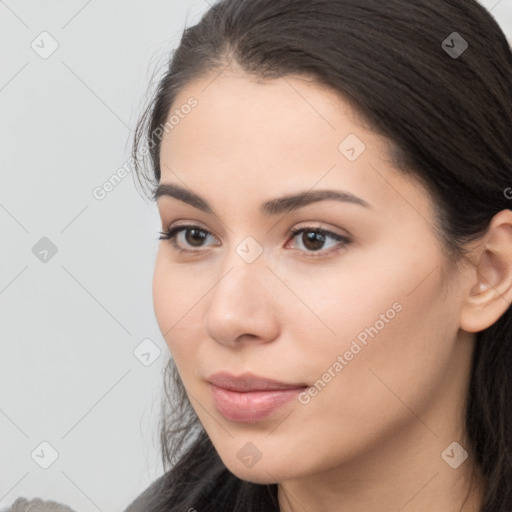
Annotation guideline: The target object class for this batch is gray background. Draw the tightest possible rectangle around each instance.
[1,1,511,511]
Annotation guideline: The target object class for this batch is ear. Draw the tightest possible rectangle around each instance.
[460,209,512,333]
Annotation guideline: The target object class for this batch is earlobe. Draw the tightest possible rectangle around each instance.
[460,210,512,333]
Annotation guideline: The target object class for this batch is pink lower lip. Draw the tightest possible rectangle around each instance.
[210,384,305,423]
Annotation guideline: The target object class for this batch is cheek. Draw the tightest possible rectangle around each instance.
[152,251,208,380]
[152,253,173,337]
[152,251,201,337]
[293,255,458,444]
[153,253,190,360]
[274,243,418,357]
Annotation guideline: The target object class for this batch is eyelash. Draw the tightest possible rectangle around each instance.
[157,224,350,258]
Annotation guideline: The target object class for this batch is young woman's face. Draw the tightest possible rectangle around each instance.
[153,70,476,483]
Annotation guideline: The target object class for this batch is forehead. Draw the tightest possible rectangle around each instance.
[163,70,377,162]
[158,70,433,224]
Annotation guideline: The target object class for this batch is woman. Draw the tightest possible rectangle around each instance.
[124,0,512,510]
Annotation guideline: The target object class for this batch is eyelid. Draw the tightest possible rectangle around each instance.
[286,222,350,239]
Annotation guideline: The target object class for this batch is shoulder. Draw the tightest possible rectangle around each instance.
[2,498,77,512]
[121,465,236,512]
[122,473,169,512]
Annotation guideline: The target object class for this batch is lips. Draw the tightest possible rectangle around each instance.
[206,372,308,423]
[206,371,308,392]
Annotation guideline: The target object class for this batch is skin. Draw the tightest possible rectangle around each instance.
[152,65,512,511]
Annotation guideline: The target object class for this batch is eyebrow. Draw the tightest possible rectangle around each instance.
[154,183,371,215]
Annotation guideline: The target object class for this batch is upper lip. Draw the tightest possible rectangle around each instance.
[206,371,307,392]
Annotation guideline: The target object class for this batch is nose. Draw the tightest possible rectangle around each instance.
[203,251,280,347]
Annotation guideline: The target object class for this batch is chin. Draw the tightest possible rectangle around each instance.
[228,466,282,485]
[218,451,305,485]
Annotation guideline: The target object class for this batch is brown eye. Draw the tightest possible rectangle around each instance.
[184,228,208,247]
[287,227,350,257]
[300,231,327,251]
[158,225,218,251]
